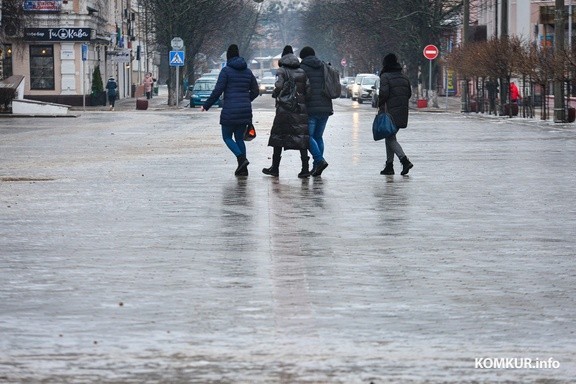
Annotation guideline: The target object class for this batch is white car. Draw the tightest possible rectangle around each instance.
[259,76,276,95]
[358,75,379,104]
[351,73,379,101]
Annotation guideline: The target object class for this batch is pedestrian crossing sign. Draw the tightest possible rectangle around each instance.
[169,51,185,67]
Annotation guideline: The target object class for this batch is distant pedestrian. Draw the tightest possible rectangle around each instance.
[378,53,413,176]
[263,45,310,178]
[143,72,154,99]
[201,44,259,176]
[106,76,117,111]
[486,78,498,115]
[509,81,521,104]
[299,46,333,177]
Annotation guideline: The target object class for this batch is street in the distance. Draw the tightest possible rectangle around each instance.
[0,94,575,383]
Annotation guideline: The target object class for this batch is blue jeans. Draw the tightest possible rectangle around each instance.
[221,124,247,157]
[308,114,330,164]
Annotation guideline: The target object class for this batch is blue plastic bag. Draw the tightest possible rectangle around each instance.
[372,112,398,141]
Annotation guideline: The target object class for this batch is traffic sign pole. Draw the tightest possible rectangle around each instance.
[176,67,179,108]
[423,45,439,98]
[81,44,88,111]
[171,37,185,107]
[429,60,432,97]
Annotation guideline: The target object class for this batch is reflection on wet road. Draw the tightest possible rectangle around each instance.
[0,99,575,382]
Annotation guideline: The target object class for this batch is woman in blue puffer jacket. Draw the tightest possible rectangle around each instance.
[202,44,259,176]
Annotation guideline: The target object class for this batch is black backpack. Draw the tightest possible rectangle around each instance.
[277,71,300,112]
[322,62,341,99]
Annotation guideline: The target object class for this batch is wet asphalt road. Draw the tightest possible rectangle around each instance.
[0,94,575,383]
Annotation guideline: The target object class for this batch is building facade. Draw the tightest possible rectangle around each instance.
[0,0,157,106]
[476,0,574,46]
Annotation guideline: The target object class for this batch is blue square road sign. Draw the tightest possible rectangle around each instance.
[169,51,185,67]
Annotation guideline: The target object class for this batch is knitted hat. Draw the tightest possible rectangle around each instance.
[282,45,293,56]
[383,53,398,67]
[299,46,315,59]
[226,44,239,60]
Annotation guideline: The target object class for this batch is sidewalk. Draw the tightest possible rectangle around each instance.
[69,85,173,113]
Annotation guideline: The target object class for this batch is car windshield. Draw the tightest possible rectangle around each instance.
[261,77,275,84]
[193,81,216,91]
[361,77,378,85]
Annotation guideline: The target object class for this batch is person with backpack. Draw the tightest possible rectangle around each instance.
[378,53,413,176]
[299,46,333,177]
[106,76,117,111]
[262,45,310,178]
[201,44,260,176]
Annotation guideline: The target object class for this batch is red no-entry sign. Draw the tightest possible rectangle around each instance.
[423,44,439,60]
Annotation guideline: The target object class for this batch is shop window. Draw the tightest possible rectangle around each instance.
[0,45,13,79]
[30,45,54,90]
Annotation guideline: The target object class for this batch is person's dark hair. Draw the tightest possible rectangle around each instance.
[383,53,398,68]
[382,53,402,73]
[282,45,293,56]
[299,46,315,59]
[226,44,240,60]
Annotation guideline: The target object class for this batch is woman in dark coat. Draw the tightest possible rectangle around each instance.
[106,77,117,111]
[262,45,310,178]
[378,53,413,175]
[202,44,259,176]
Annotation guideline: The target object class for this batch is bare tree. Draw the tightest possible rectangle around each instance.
[140,0,259,105]
[303,0,462,91]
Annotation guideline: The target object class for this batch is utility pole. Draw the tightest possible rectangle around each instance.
[554,0,566,122]
[461,0,469,112]
[501,0,509,116]
[501,0,508,37]
[494,0,498,37]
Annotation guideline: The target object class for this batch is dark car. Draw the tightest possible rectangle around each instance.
[371,78,380,108]
[189,77,222,108]
[341,76,355,98]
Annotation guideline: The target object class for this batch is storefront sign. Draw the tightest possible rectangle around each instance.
[24,28,92,42]
[24,0,62,12]
[107,49,131,63]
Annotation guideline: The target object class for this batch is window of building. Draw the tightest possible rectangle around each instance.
[0,45,13,80]
[30,45,54,90]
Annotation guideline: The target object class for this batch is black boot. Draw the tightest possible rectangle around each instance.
[298,156,310,178]
[235,154,249,176]
[311,159,328,177]
[262,154,281,177]
[400,156,413,175]
[380,162,394,175]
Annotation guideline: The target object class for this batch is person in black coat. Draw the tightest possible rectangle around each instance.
[202,44,259,176]
[262,45,311,178]
[378,53,413,175]
[106,77,117,111]
[300,46,333,177]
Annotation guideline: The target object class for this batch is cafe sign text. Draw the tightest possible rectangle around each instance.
[24,28,92,42]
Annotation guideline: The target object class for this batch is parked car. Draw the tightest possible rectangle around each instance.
[259,76,276,95]
[189,77,221,108]
[340,76,355,98]
[351,73,377,101]
[202,70,220,78]
[356,74,379,104]
[371,78,380,108]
